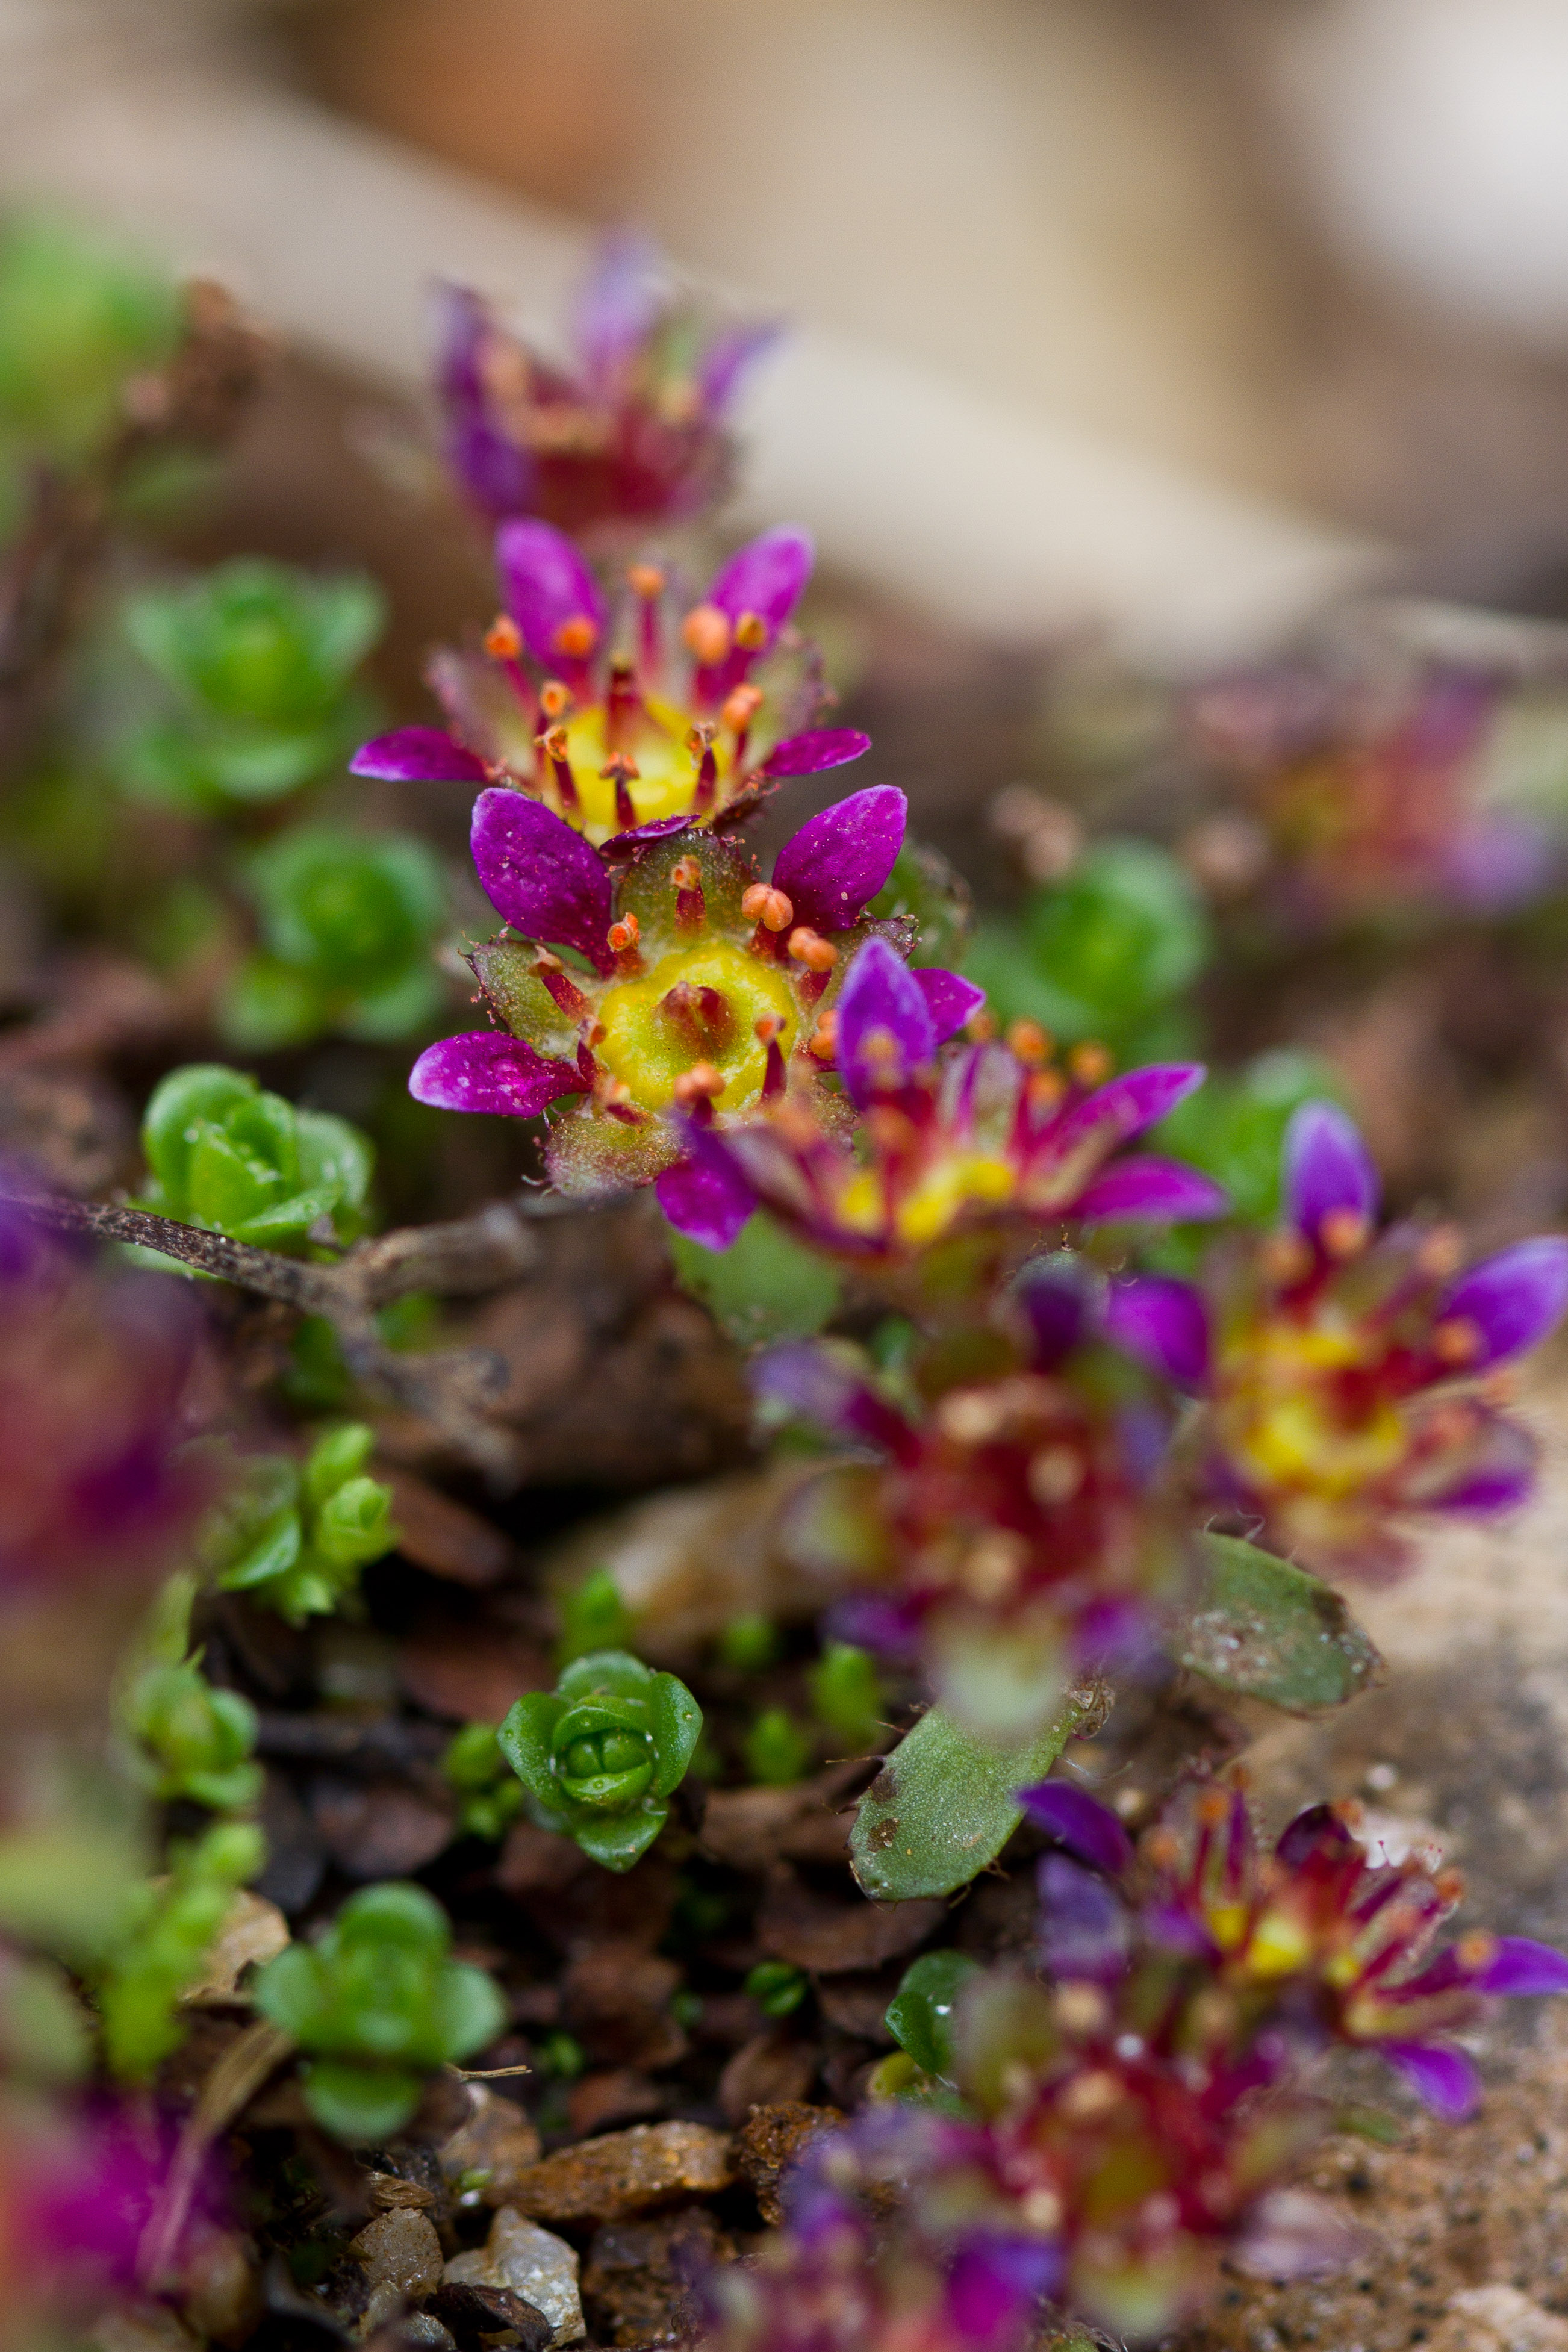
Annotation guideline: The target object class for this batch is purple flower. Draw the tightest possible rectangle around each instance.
[1201,1100,1568,1576]
[683,943,1225,1269]
[405,786,968,1224]
[353,519,863,845]
[434,236,778,534]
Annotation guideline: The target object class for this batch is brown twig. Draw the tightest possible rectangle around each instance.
[3,1186,547,1472]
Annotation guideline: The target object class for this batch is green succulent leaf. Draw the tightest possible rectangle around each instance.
[302,2059,422,2145]
[571,1806,667,1872]
[1178,1534,1386,1714]
[850,1690,1094,1901]
[499,1653,700,1871]
[884,1949,984,2083]
[668,1211,843,1349]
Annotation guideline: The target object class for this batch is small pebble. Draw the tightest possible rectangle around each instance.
[351,2209,444,2331]
[499,2122,735,2226]
[439,2082,543,2206]
[444,2208,585,2347]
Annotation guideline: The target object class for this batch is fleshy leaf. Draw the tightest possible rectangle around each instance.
[1178,1533,1384,1713]
[668,1212,842,1346]
[884,1948,983,2082]
[850,1690,1096,1901]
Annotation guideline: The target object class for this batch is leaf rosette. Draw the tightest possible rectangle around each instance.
[498,1650,702,1871]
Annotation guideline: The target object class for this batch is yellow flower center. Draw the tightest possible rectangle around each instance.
[1216,1311,1406,1499]
[594,939,797,1113]
[559,694,735,839]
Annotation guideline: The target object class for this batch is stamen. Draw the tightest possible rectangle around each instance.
[722,682,764,767]
[808,1009,839,1060]
[671,854,707,929]
[606,656,643,752]
[967,1007,999,1042]
[1320,1207,1371,1258]
[484,615,523,661]
[1262,1231,1313,1285]
[1025,1068,1067,1113]
[756,1015,787,1101]
[539,679,572,720]
[606,913,641,955]
[537,723,580,813]
[1433,1315,1481,1366]
[686,721,719,812]
[1417,1224,1466,1279]
[1068,1039,1113,1086]
[682,603,731,668]
[733,609,768,652]
[600,751,641,832]
[741,882,795,932]
[786,927,838,972]
[673,1062,725,1106]
[1005,1018,1052,1068]
[1028,1444,1084,1506]
[629,563,665,681]
[552,613,599,663]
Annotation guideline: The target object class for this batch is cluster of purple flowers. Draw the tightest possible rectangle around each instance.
[692,1779,1568,2349]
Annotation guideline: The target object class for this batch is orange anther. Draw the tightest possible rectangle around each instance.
[859,1025,901,1066]
[682,603,732,666]
[967,1007,999,1042]
[1433,1315,1481,1366]
[552,614,599,661]
[607,913,641,953]
[1320,1207,1370,1258]
[722,683,764,732]
[671,856,703,893]
[1068,1039,1113,1086]
[600,752,641,782]
[1418,1224,1466,1280]
[1025,1068,1067,1113]
[733,609,768,651]
[537,724,570,760]
[808,1010,839,1059]
[627,562,665,600]
[741,883,795,932]
[539,680,572,719]
[1458,1930,1498,1970]
[673,1062,725,1105]
[532,948,564,973]
[484,614,523,661]
[787,927,838,972]
[1262,1231,1313,1285]
[1005,1018,1051,1068]
[1435,1867,1466,1905]
[686,721,717,756]
[754,1013,783,1044]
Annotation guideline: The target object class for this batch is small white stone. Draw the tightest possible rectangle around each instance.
[445,2207,585,2347]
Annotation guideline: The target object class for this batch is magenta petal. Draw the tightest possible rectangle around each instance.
[916,967,986,1044]
[1104,1273,1212,1387]
[494,517,608,675]
[760,727,871,779]
[1054,1063,1207,1157]
[409,1032,580,1118]
[945,2239,1061,2348]
[573,229,661,387]
[1036,1852,1131,1986]
[1442,1237,1568,1367]
[1284,1100,1380,1241]
[600,815,695,860]
[836,936,934,1109]
[707,525,813,638]
[1075,1155,1230,1227]
[1381,2039,1479,2118]
[350,726,490,785]
[749,1342,905,1451]
[471,786,613,966]
[698,319,781,414]
[1017,1781,1133,1875]
[655,1143,755,1251]
[772,785,908,933]
[1420,1410,1537,1514]
[1476,1936,1568,1997]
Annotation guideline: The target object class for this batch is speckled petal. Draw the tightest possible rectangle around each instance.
[916,966,986,1043]
[409,1032,580,1118]
[1075,1155,1230,1228]
[1442,1237,1568,1367]
[759,727,871,779]
[1104,1273,1212,1387]
[495,517,608,677]
[471,787,613,966]
[654,1139,756,1251]
[350,726,490,785]
[771,785,907,935]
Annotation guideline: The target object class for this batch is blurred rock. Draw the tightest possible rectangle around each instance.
[439,2083,543,2206]
[581,2209,732,2347]
[732,2102,844,2226]
[498,2124,735,2226]
[351,2210,444,2330]
[443,2210,583,2348]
